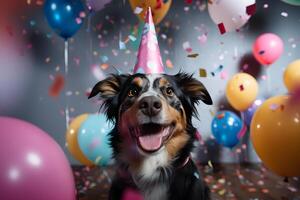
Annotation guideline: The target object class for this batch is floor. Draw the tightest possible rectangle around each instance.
[73,164,300,200]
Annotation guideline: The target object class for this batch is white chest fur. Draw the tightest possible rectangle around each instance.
[131,149,170,200]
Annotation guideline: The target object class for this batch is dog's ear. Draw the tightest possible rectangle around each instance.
[174,72,212,105]
[88,74,128,121]
[88,74,127,99]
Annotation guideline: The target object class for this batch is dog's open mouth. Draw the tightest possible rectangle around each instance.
[130,123,175,153]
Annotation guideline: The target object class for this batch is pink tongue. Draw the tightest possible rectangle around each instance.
[138,133,163,151]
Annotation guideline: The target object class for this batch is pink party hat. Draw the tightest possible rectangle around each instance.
[133,7,164,74]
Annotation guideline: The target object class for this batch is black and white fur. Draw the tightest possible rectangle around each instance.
[89,72,212,200]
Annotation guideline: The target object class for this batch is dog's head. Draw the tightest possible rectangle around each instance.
[89,73,212,161]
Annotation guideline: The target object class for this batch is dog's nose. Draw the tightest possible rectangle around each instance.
[139,96,162,116]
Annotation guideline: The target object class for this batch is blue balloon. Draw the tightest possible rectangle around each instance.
[78,114,113,166]
[44,0,84,39]
[211,111,246,148]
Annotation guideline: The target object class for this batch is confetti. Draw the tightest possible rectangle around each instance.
[183,41,192,53]
[49,74,65,98]
[166,59,173,68]
[198,34,207,44]
[211,65,223,76]
[187,53,199,58]
[134,7,143,14]
[199,68,207,77]
[281,12,288,17]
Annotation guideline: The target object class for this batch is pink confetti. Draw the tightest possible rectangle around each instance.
[198,34,207,44]
[220,71,228,80]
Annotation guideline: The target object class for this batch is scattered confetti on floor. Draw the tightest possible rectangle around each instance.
[73,164,300,200]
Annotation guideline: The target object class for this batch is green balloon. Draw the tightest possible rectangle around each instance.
[281,0,300,6]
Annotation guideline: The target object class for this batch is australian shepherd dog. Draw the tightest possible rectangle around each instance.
[89,72,212,200]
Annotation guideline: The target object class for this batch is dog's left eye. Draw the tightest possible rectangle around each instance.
[165,87,174,97]
[128,88,138,97]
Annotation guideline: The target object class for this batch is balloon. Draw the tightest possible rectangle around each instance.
[44,0,84,39]
[78,114,113,166]
[253,33,284,65]
[0,117,76,200]
[284,59,300,93]
[66,114,94,166]
[87,0,112,11]
[241,98,264,126]
[208,0,256,34]
[281,0,300,6]
[211,111,247,148]
[226,73,259,111]
[129,0,172,25]
[251,95,300,177]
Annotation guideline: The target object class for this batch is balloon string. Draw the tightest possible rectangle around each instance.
[65,40,70,129]
[266,68,271,97]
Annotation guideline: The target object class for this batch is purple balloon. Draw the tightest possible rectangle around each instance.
[241,99,264,126]
[0,117,76,200]
[87,0,112,11]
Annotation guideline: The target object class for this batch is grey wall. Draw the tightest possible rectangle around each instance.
[1,0,300,164]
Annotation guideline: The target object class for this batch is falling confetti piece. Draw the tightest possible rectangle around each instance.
[217,112,225,119]
[134,6,143,14]
[101,63,109,70]
[199,68,207,77]
[187,53,199,58]
[211,65,223,76]
[281,12,288,17]
[246,3,256,15]
[183,41,192,53]
[220,71,228,80]
[100,55,109,63]
[218,23,226,34]
[208,160,213,168]
[49,74,65,98]
[198,34,208,44]
[166,59,173,68]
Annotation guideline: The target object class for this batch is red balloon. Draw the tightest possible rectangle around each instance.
[0,117,76,200]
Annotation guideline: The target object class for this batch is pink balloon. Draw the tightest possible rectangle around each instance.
[253,33,284,66]
[0,117,76,200]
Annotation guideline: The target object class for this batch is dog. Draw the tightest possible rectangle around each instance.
[89,72,212,200]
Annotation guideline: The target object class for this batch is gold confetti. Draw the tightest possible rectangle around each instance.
[218,189,226,196]
[188,53,199,58]
[199,68,207,77]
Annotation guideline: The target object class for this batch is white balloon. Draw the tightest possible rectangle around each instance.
[208,0,256,34]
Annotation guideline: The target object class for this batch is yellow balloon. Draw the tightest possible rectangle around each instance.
[251,95,300,177]
[66,114,94,166]
[129,0,172,25]
[284,59,300,93]
[226,73,259,111]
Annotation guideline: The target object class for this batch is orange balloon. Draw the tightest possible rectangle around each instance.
[66,114,94,166]
[129,0,172,25]
[251,95,300,177]
[284,59,300,93]
[226,73,259,111]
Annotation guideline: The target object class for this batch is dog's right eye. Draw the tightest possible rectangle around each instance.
[128,88,138,97]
